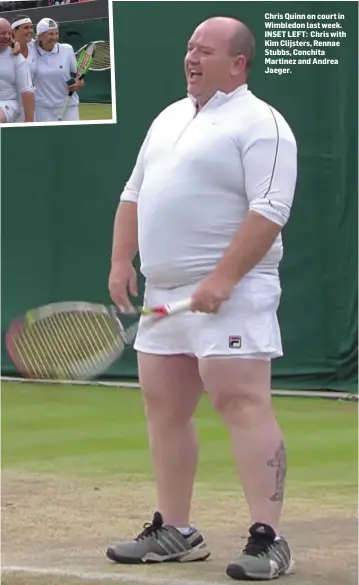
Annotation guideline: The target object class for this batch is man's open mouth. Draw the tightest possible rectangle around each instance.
[189,69,202,79]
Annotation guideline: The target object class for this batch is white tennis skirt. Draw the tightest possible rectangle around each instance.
[35,105,79,123]
[134,273,283,360]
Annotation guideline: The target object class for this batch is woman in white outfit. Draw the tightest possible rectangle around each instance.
[11,15,37,77]
[10,14,37,122]
[34,18,84,122]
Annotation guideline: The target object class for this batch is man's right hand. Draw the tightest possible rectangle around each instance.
[109,261,138,314]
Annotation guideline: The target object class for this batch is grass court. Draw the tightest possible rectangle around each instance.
[1,382,357,585]
[79,103,113,121]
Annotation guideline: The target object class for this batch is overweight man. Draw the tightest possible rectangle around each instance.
[107,16,297,582]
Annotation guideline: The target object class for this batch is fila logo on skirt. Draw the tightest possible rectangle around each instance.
[229,336,242,349]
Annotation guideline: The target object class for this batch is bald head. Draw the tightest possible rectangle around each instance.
[199,17,255,70]
[228,21,255,68]
[0,18,12,51]
[0,18,11,29]
[185,16,255,108]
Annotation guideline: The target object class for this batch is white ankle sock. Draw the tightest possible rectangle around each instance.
[176,526,195,536]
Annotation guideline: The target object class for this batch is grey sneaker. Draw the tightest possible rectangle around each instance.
[226,523,294,580]
[106,511,211,564]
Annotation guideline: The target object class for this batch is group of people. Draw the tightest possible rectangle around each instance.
[0,14,84,124]
[0,1,93,12]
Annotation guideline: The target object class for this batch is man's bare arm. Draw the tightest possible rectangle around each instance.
[213,211,282,284]
[111,200,138,265]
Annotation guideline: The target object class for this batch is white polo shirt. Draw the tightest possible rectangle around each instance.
[121,84,298,289]
[33,42,78,108]
[0,48,34,101]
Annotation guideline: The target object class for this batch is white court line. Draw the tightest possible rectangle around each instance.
[2,565,227,585]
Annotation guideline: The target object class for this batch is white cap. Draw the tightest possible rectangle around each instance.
[36,18,58,36]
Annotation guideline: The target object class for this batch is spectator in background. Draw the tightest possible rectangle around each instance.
[0,0,83,7]
[4,1,38,9]
[38,0,78,6]
[0,2,16,11]
[0,1,39,9]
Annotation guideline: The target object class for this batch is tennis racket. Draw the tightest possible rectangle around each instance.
[5,299,192,382]
[57,41,96,121]
[75,40,111,72]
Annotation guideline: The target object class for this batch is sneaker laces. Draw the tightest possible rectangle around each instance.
[243,535,274,556]
[135,511,164,541]
[243,523,276,557]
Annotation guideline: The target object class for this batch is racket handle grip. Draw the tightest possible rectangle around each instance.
[161,298,193,316]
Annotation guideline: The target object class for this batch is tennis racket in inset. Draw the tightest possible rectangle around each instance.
[5,299,192,382]
[75,40,111,72]
[57,41,96,121]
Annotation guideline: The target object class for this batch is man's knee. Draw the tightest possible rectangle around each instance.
[138,353,202,426]
[211,386,272,426]
[199,357,273,425]
[142,385,197,427]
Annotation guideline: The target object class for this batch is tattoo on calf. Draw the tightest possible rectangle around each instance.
[267,441,287,502]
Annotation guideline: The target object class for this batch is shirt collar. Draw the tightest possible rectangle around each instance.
[188,83,249,111]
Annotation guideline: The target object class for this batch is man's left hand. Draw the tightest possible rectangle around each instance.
[191,272,236,314]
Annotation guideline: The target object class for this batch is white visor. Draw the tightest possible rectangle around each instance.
[11,18,32,30]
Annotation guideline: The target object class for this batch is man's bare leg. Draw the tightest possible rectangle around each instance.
[199,357,286,532]
[106,353,210,564]
[138,352,203,527]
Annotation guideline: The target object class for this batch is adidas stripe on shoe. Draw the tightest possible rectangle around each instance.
[106,511,211,564]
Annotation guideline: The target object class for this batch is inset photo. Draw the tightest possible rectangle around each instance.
[0,0,114,126]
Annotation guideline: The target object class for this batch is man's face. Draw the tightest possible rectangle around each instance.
[14,23,33,44]
[184,22,240,105]
[0,20,12,51]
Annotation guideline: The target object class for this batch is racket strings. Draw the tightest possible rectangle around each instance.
[124,322,139,344]
[92,42,111,70]
[11,312,123,380]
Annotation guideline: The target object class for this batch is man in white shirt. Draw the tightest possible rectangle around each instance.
[0,18,34,123]
[107,17,297,581]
